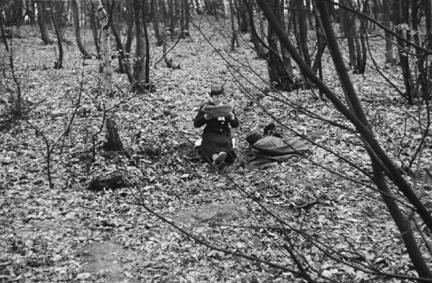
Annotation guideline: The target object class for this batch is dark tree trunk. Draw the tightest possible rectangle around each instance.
[180,0,186,38]
[267,0,292,91]
[132,0,154,93]
[142,5,151,85]
[152,0,164,46]
[246,0,266,59]
[104,118,124,151]
[340,0,356,70]
[90,1,101,57]
[50,3,63,69]
[294,0,310,67]
[124,0,134,55]
[169,0,175,40]
[237,0,249,33]
[108,1,132,82]
[184,0,190,35]
[394,0,413,103]
[72,0,92,59]
[37,1,53,45]
[279,0,294,80]
[424,0,432,100]
[382,0,394,64]
[354,0,368,74]
[229,0,239,50]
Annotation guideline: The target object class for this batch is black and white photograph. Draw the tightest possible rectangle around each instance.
[1,0,432,282]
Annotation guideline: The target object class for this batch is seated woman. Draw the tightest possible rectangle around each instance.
[194,85,239,169]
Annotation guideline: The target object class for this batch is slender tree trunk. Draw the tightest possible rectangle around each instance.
[72,0,92,59]
[279,0,294,80]
[237,0,249,33]
[355,0,368,74]
[294,0,310,67]
[142,5,151,85]
[169,0,175,40]
[184,0,190,35]
[229,0,239,51]
[90,1,101,58]
[50,2,63,69]
[95,0,112,93]
[372,162,432,280]
[424,0,432,100]
[134,0,146,84]
[382,0,394,64]
[132,0,154,93]
[394,0,413,103]
[152,0,163,46]
[180,0,186,38]
[108,2,132,82]
[124,0,134,55]
[340,0,357,70]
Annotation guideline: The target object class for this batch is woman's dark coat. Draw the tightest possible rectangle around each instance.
[194,103,239,164]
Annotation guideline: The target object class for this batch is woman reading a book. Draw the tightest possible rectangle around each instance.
[193,85,239,169]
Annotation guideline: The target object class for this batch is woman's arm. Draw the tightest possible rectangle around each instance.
[229,110,239,128]
[194,106,207,127]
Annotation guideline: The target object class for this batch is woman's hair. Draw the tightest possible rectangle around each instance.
[210,84,224,97]
[246,131,263,146]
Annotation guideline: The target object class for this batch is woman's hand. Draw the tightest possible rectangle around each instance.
[228,112,235,120]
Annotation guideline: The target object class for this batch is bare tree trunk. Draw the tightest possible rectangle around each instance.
[382,0,394,65]
[424,0,432,101]
[37,1,53,45]
[168,0,175,40]
[124,0,134,55]
[108,1,133,82]
[94,0,113,93]
[229,0,239,50]
[184,0,190,35]
[354,0,368,74]
[279,0,294,80]
[50,2,63,69]
[152,0,164,46]
[340,0,357,70]
[237,0,249,33]
[294,0,310,67]
[246,0,266,59]
[90,1,101,58]
[267,0,293,91]
[394,0,413,103]
[72,0,92,59]
[132,0,154,93]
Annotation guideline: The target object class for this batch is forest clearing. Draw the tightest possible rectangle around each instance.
[1,0,432,282]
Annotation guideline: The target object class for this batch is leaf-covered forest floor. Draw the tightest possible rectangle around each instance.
[1,17,432,282]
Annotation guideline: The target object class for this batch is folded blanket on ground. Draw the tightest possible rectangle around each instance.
[246,136,310,169]
[202,103,233,118]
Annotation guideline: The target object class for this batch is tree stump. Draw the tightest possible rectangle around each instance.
[103,118,123,151]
